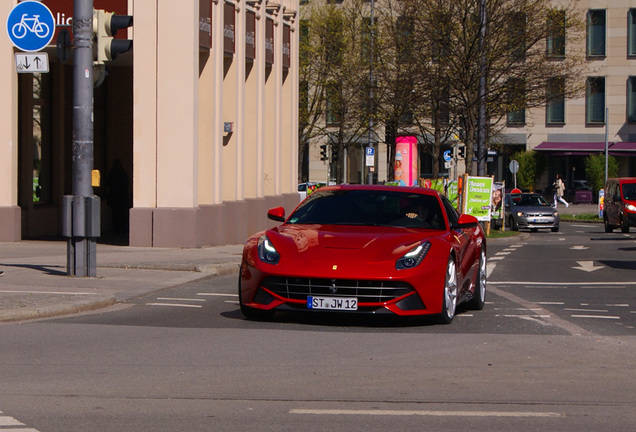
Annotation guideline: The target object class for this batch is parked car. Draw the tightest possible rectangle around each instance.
[603,178,636,233]
[239,185,487,324]
[566,180,593,204]
[505,193,560,232]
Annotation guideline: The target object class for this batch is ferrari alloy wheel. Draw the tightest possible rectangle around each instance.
[439,257,458,324]
[469,248,486,310]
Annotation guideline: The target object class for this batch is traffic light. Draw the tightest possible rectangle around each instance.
[331,146,339,163]
[93,9,133,64]
[320,144,328,161]
[457,145,466,159]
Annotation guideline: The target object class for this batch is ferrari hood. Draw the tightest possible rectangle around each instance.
[267,224,439,263]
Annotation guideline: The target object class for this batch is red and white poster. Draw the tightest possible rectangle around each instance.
[395,136,418,187]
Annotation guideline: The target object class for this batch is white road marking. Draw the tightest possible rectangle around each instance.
[572,261,604,272]
[494,251,510,256]
[155,297,206,302]
[538,301,564,305]
[564,308,608,313]
[489,256,505,261]
[490,281,634,286]
[0,416,25,426]
[197,293,238,297]
[0,411,39,431]
[289,409,562,418]
[571,315,620,320]
[146,303,202,308]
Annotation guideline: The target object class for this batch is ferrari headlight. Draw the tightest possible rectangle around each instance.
[396,241,431,270]
[258,235,280,265]
[626,204,636,212]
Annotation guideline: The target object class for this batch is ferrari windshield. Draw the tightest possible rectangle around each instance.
[287,189,445,229]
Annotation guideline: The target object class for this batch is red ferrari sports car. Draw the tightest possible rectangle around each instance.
[239,185,487,324]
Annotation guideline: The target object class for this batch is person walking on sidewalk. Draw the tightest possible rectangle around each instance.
[553,173,569,208]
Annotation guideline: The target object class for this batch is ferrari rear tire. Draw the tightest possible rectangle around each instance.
[238,266,275,321]
[438,257,458,324]
[468,248,486,310]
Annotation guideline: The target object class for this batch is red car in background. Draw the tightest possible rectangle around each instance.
[239,185,487,324]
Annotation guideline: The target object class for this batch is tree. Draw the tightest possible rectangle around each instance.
[585,154,618,193]
[299,1,374,184]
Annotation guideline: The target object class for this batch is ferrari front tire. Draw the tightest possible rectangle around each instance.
[439,257,458,324]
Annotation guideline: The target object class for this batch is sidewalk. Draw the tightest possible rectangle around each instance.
[0,240,244,323]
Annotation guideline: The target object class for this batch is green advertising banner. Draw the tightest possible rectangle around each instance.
[463,176,493,221]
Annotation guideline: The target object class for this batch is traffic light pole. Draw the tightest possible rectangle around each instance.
[64,0,99,277]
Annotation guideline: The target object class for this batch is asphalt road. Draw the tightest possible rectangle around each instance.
[0,222,634,431]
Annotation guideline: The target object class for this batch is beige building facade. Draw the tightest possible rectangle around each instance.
[502,0,636,188]
[0,0,300,247]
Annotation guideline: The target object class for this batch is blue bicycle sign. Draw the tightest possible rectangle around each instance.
[6,1,55,52]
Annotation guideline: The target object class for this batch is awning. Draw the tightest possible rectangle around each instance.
[533,142,636,156]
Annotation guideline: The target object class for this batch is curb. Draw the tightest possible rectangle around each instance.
[0,296,116,323]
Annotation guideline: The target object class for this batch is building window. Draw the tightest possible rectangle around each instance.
[587,10,606,58]
[508,12,526,60]
[629,10,636,56]
[628,77,636,123]
[586,77,605,124]
[546,77,565,125]
[546,9,566,58]
[325,83,341,126]
[506,78,526,125]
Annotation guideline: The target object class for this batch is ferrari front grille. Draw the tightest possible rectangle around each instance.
[262,277,414,303]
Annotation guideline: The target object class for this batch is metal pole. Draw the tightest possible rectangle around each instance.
[477,0,487,177]
[604,107,609,186]
[68,0,97,277]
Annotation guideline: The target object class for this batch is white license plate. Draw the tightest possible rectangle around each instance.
[531,218,548,223]
[307,296,358,311]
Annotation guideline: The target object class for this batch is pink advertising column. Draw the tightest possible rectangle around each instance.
[395,136,418,186]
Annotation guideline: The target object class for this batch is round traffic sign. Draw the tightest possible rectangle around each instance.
[443,150,452,162]
[509,159,519,174]
[6,1,55,52]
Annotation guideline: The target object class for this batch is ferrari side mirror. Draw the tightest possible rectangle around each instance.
[267,207,286,222]
[453,214,479,229]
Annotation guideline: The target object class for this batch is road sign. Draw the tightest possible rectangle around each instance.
[6,1,55,52]
[365,147,374,167]
[509,159,519,174]
[15,52,49,73]
[443,150,452,162]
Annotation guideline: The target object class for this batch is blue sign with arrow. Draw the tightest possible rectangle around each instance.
[6,1,55,52]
